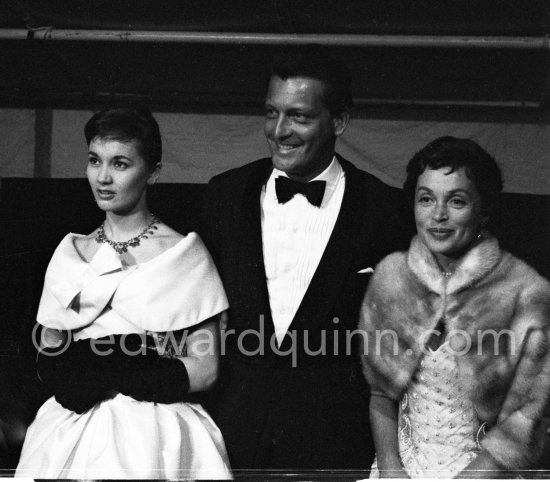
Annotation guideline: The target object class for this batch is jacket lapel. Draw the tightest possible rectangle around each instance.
[235,159,276,336]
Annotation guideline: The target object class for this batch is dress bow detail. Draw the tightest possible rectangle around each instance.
[46,243,129,329]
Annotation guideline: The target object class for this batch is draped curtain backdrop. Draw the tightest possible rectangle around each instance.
[1,108,549,195]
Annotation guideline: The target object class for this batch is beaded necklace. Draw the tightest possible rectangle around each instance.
[95,214,160,254]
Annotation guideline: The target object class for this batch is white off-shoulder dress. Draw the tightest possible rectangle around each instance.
[16,232,232,479]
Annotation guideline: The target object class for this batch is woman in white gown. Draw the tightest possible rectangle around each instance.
[16,107,232,479]
[360,136,550,478]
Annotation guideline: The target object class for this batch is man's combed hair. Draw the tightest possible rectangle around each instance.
[84,106,162,170]
[268,44,353,116]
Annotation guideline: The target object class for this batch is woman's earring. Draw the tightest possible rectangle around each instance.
[478,216,489,238]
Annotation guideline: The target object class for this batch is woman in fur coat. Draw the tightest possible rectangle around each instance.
[360,136,550,478]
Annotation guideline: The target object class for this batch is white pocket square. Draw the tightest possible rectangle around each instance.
[357,267,374,274]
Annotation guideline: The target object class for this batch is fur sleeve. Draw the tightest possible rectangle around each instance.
[481,270,550,470]
[359,252,421,401]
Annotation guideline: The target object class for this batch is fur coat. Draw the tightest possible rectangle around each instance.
[359,234,550,471]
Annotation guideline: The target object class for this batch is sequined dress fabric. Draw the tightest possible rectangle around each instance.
[397,342,481,478]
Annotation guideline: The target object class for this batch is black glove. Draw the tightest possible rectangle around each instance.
[37,336,123,413]
[50,364,116,414]
[117,351,190,404]
[37,334,190,410]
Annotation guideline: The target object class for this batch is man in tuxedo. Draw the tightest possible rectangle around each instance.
[200,45,411,472]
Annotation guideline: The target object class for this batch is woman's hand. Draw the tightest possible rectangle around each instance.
[379,467,410,478]
[376,451,409,478]
[369,394,409,478]
[37,331,123,413]
[455,450,511,478]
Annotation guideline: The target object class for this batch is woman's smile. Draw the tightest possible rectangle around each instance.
[414,167,484,270]
[426,228,454,240]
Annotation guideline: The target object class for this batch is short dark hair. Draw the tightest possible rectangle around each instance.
[404,136,503,217]
[268,44,352,116]
[84,107,162,170]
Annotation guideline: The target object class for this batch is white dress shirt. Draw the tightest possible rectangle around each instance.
[261,157,346,345]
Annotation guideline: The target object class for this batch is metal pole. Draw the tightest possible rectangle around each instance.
[18,90,539,109]
[538,37,550,108]
[0,29,546,49]
[354,98,541,109]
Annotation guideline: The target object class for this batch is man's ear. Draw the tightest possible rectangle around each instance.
[147,162,162,185]
[333,111,350,138]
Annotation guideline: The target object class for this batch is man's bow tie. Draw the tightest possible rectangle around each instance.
[275,176,326,207]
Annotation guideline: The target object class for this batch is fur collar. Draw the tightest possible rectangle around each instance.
[407,233,502,295]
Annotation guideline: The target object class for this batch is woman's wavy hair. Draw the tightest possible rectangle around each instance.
[404,136,503,217]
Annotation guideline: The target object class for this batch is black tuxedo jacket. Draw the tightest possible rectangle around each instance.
[200,155,413,471]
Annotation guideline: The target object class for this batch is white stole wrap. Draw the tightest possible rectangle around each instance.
[37,232,229,337]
